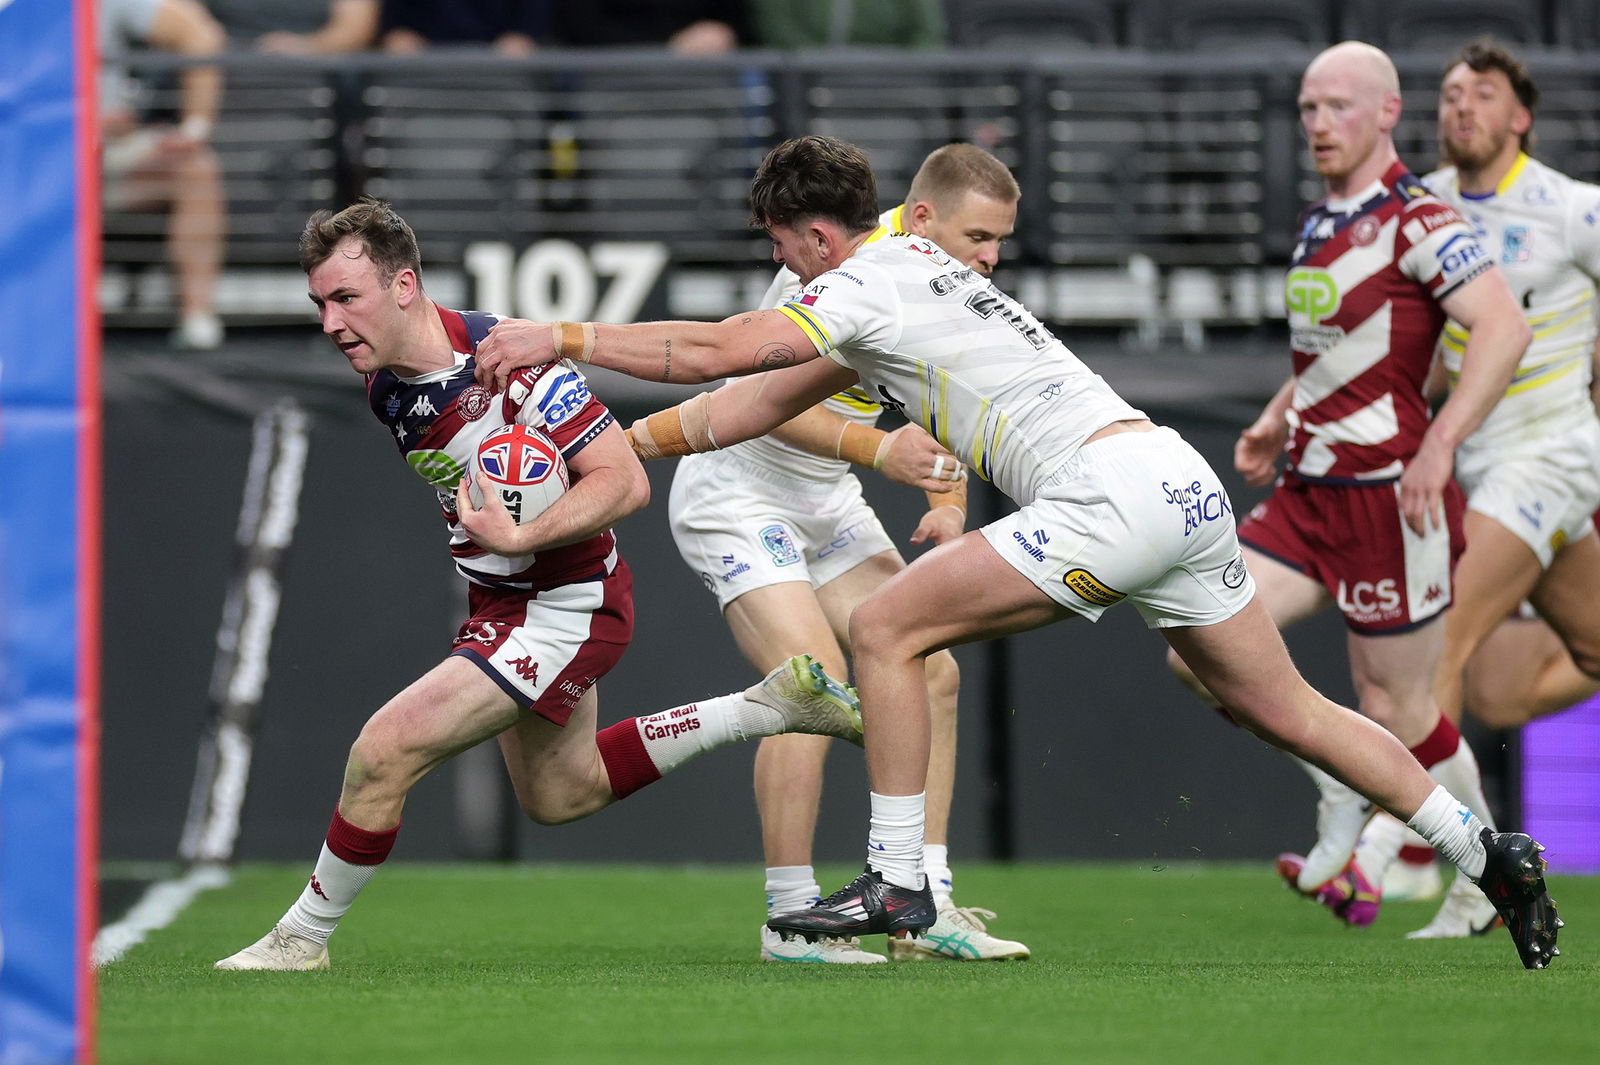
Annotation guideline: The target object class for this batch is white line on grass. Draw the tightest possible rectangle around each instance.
[93,864,232,967]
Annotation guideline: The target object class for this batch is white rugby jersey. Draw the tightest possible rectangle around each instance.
[719,205,916,482]
[1423,153,1600,454]
[367,306,617,591]
[776,231,1145,505]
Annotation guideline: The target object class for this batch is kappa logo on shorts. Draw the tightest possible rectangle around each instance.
[760,524,801,567]
[1223,554,1248,589]
[505,655,539,682]
[1063,568,1125,607]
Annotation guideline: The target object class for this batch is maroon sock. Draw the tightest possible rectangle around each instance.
[1408,715,1461,770]
[326,807,400,865]
[596,720,663,799]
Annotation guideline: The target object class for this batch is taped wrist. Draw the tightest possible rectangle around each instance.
[835,422,890,469]
[627,391,717,460]
[924,475,968,517]
[550,321,597,362]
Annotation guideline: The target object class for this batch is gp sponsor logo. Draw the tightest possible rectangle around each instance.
[1284,268,1338,325]
[539,372,592,426]
[761,524,801,566]
[1063,568,1124,607]
[1163,479,1233,536]
[407,448,466,486]
[1336,578,1401,620]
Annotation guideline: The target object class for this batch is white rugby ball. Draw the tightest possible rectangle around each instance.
[474,424,569,525]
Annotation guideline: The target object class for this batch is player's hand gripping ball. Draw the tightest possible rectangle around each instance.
[473,424,568,525]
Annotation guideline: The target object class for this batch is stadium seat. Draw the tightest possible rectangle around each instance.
[946,0,1149,51]
[1345,0,1554,52]
[1145,0,1335,52]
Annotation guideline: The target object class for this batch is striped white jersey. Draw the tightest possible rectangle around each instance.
[721,205,916,482]
[1423,154,1600,456]
[776,231,1144,505]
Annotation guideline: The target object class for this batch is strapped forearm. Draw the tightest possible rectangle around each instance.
[924,475,968,518]
[626,392,718,460]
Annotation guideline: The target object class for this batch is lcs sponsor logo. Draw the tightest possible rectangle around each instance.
[1162,479,1233,536]
[1063,568,1124,607]
[1336,579,1401,619]
[1284,268,1338,325]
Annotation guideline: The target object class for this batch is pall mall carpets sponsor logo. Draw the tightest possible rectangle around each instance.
[1063,568,1124,607]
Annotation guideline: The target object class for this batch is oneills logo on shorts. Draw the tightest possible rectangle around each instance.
[1063,568,1124,607]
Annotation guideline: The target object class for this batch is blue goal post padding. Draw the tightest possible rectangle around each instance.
[0,0,100,1062]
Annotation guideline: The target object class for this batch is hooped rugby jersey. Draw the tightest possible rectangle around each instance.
[1424,153,1600,455]
[774,230,1144,506]
[366,305,617,591]
[1284,161,1490,482]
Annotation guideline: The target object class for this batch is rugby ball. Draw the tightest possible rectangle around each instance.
[474,424,568,525]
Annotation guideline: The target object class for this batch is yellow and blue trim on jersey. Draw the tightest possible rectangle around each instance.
[777,303,832,353]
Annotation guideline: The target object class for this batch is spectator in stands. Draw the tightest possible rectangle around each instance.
[747,0,945,50]
[209,0,379,54]
[101,0,228,350]
[547,0,747,54]
[380,0,550,55]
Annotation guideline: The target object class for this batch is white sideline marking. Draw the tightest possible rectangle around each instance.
[92,865,232,967]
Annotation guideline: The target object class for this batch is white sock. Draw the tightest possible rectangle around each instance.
[924,844,953,905]
[1407,785,1487,880]
[1352,809,1409,884]
[279,844,380,945]
[868,791,925,891]
[630,694,745,775]
[764,865,821,917]
[1423,737,1498,831]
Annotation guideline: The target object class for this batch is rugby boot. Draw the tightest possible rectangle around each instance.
[759,924,886,963]
[1407,871,1501,940]
[1296,780,1374,890]
[1277,853,1381,927]
[887,899,1030,961]
[214,923,329,971]
[767,868,935,943]
[745,654,863,746]
[1473,828,1561,969]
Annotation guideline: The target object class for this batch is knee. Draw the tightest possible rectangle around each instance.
[925,650,960,709]
[848,598,901,659]
[518,794,587,827]
[345,729,415,799]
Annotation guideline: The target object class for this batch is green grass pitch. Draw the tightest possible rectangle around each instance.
[99,862,1598,1065]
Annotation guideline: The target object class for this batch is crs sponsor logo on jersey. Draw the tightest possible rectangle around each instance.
[1336,578,1402,623]
[1435,233,1489,281]
[537,371,592,427]
[760,524,801,566]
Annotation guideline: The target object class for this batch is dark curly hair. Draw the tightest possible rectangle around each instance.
[749,136,880,235]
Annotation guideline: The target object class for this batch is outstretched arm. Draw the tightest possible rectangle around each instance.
[768,406,964,493]
[474,310,815,392]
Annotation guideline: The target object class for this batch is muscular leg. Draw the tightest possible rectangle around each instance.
[1526,529,1600,692]
[1466,616,1600,728]
[1166,545,1328,705]
[1433,511,1545,724]
[497,684,614,825]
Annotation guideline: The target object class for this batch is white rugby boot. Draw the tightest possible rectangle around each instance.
[214,923,330,971]
[744,654,863,746]
[887,899,1030,961]
[759,925,886,964]
[1406,871,1503,940]
[1296,777,1374,890]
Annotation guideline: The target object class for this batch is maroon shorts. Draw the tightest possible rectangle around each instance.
[449,560,634,725]
[1238,474,1465,635]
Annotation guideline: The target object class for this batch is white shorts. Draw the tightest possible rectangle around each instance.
[1457,419,1600,568]
[669,450,898,610]
[981,426,1255,628]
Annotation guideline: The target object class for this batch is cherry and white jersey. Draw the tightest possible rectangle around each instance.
[776,231,1144,505]
[366,305,617,591]
[1284,161,1491,482]
[1423,153,1600,455]
[722,205,919,481]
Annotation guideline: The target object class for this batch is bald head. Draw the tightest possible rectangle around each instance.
[1304,41,1400,101]
[1298,40,1403,195]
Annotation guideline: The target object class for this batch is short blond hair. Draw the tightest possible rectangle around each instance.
[907,143,1020,210]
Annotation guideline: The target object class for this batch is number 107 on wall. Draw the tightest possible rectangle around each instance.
[464,240,669,322]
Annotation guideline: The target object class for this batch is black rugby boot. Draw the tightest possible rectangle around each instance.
[1476,827,1562,969]
[767,868,936,943]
